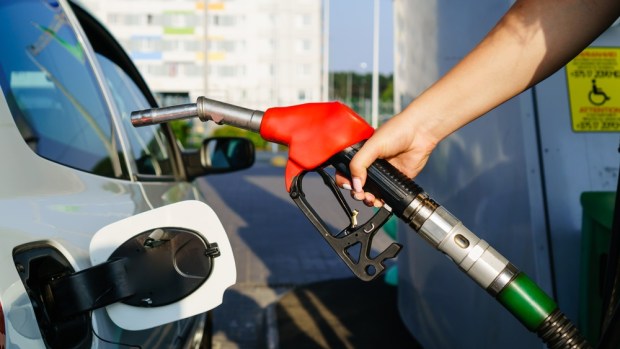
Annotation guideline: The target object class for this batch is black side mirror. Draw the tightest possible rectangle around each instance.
[183,137,255,180]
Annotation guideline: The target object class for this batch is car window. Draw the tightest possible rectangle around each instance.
[97,54,174,177]
[0,0,127,178]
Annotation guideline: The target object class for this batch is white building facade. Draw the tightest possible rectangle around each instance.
[79,0,324,110]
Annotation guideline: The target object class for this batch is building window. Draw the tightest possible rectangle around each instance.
[209,14,236,26]
[183,40,203,52]
[296,39,311,52]
[163,40,179,51]
[167,62,178,77]
[218,40,236,52]
[124,14,143,25]
[108,13,120,24]
[129,36,162,52]
[296,14,311,27]
[298,90,307,101]
[147,64,166,76]
[298,64,312,76]
[218,65,237,77]
[184,63,204,77]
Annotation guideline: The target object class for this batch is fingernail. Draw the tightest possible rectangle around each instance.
[342,183,352,191]
[354,192,365,201]
[352,177,363,193]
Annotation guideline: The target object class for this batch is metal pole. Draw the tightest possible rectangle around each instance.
[322,0,330,101]
[371,0,380,128]
[203,0,209,97]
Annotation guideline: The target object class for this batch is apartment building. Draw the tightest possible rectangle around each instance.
[79,0,324,110]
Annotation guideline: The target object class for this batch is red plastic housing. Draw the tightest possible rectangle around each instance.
[260,102,374,192]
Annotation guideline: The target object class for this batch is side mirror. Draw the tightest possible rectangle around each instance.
[183,137,255,180]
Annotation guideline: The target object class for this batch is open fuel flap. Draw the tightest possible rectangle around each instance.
[14,200,236,345]
[88,200,236,330]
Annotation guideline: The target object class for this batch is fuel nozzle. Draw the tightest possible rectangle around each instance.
[131,96,264,133]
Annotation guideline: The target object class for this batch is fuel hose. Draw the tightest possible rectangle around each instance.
[330,145,591,349]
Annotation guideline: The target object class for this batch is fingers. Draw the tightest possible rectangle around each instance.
[336,171,383,207]
[362,191,384,208]
[349,138,382,191]
[351,177,365,200]
[337,136,389,208]
[334,172,352,190]
[336,172,364,200]
[346,188,383,207]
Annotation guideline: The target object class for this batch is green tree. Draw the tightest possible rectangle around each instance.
[381,79,393,102]
[330,72,394,117]
[170,120,193,148]
[331,72,393,101]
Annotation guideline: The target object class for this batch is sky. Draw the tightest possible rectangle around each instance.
[329,0,394,74]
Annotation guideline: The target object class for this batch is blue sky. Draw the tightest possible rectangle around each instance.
[329,0,394,74]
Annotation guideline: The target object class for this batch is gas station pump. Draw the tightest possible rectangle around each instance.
[392,1,620,347]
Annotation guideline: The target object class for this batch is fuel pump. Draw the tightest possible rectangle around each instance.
[132,97,590,349]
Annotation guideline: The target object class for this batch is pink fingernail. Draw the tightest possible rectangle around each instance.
[352,177,363,193]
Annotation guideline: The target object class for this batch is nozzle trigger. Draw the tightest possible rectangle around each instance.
[289,169,402,281]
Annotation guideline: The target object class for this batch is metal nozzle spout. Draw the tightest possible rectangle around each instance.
[130,103,199,127]
[130,97,263,133]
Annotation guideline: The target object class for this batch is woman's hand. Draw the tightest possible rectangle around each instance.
[335,110,439,207]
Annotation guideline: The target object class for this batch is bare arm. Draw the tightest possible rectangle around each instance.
[346,0,620,203]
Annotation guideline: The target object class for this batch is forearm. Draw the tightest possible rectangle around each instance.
[347,0,619,192]
[403,0,620,144]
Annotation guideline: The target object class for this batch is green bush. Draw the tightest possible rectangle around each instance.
[169,120,195,148]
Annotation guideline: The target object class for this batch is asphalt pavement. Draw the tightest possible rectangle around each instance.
[196,151,405,349]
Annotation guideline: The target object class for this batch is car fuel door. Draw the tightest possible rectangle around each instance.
[44,200,236,331]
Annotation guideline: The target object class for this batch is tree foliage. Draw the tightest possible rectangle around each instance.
[330,72,393,103]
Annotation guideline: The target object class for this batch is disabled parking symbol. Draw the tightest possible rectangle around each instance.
[588,79,610,106]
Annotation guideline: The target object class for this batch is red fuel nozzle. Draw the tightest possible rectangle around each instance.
[131,98,374,192]
[260,102,374,192]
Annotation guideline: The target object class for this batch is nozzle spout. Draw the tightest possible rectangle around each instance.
[130,97,263,133]
[131,103,199,127]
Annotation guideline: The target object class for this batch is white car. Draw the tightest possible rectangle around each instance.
[0,0,252,348]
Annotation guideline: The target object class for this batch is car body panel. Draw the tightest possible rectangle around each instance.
[0,0,211,347]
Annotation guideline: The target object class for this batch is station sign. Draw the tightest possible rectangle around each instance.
[565,47,620,132]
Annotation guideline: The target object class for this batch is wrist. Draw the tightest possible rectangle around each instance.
[398,102,448,151]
